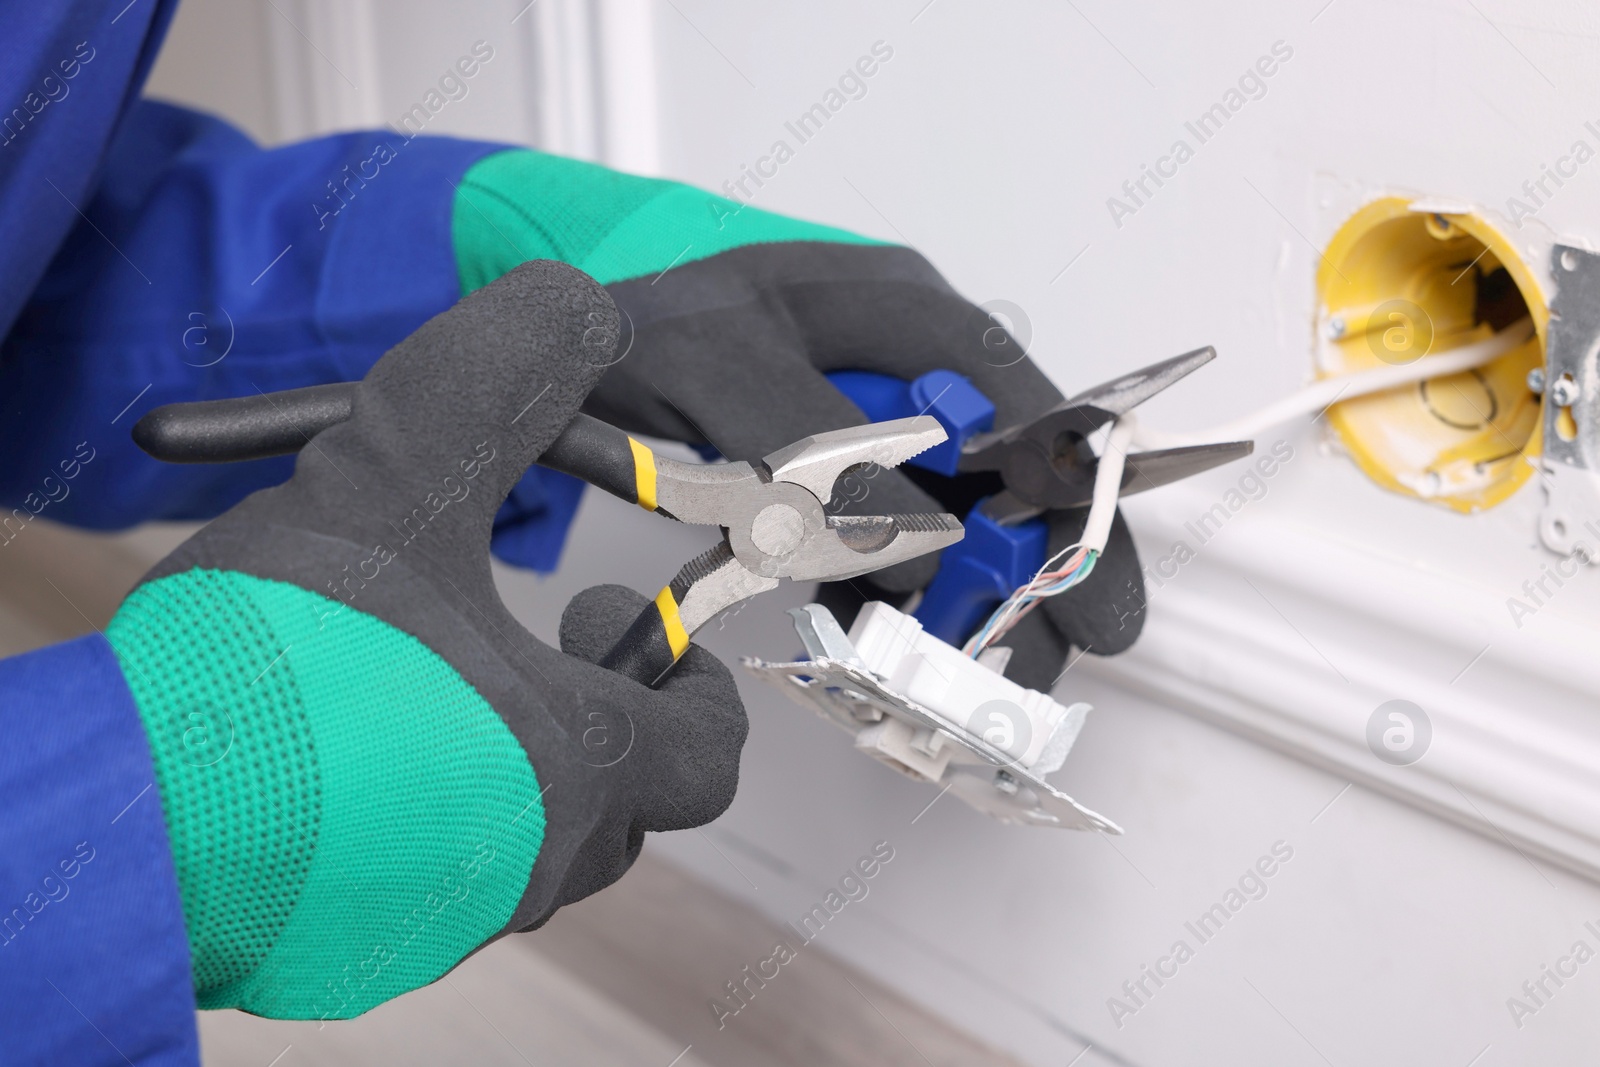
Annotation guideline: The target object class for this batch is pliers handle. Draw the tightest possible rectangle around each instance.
[134,381,670,511]
[134,385,961,687]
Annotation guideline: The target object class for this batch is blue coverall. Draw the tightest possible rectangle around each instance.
[0,5,581,1061]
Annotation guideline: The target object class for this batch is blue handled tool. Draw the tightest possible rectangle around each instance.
[828,350,1252,647]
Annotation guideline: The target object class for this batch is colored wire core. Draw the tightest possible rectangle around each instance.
[963,543,1099,658]
[965,413,1131,660]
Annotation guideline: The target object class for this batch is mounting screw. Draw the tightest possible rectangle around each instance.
[1324,315,1346,340]
[1552,374,1581,407]
[1528,368,1546,395]
[993,770,1019,796]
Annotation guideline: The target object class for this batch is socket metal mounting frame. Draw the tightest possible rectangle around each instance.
[1539,244,1600,557]
[743,603,1119,832]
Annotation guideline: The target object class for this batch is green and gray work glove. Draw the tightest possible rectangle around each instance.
[453,151,1146,691]
[107,262,746,1019]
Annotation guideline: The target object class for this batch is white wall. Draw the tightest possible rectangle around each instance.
[146,0,658,164]
[632,5,1600,1063]
[148,2,1600,1064]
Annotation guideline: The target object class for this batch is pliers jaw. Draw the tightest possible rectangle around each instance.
[956,346,1253,522]
[649,415,964,639]
[763,417,952,502]
[793,511,965,583]
[720,504,964,586]
[752,416,963,582]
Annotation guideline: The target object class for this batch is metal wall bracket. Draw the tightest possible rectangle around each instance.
[1539,245,1600,557]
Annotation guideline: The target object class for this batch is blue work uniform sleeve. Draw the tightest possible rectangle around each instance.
[0,0,179,340]
[1,100,587,571]
[2,3,585,571]
[0,635,199,1067]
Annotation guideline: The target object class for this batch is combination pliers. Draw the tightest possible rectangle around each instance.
[133,387,963,687]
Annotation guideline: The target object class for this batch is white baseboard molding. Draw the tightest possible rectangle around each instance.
[1080,496,1600,882]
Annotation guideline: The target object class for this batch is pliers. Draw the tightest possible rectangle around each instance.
[829,347,1252,645]
[956,347,1254,523]
[133,386,963,687]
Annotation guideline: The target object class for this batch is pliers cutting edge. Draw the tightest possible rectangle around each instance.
[957,346,1254,524]
[830,347,1253,646]
[133,386,963,687]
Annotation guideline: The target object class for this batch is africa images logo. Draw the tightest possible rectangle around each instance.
[1366,700,1431,767]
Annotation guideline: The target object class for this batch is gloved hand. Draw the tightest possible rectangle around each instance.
[453,150,1145,691]
[104,261,746,1019]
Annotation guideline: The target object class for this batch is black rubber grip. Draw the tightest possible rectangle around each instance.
[132,383,357,463]
[598,594,684,688]
[536,413,651,509]
[136,384,684,688]
[133,390,657,511]
[599,541,738,687]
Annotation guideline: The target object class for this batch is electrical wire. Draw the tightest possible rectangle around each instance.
[964,417,1133,658]
[963,541,1097,657]
[1130,317,1535,450]
[966,318,1537,662]
[1081,414,1135,551]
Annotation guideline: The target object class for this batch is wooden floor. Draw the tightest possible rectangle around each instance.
[198,916,717,1067]
[3,518,1025,1067]
[199,852,1024,1067]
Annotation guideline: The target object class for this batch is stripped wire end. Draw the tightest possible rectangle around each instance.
[963,543,1099,659]
[963,412,1135,662]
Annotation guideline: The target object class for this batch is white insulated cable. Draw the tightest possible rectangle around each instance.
[1129,318,1536,451]
[1083,414,1136,552]
[976,317,1536,647]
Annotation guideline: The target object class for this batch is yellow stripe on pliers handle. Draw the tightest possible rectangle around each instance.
[654,587,690,658]
[628,437,657,511]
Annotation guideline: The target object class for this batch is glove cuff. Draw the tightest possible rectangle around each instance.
[108,568,544,1019]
